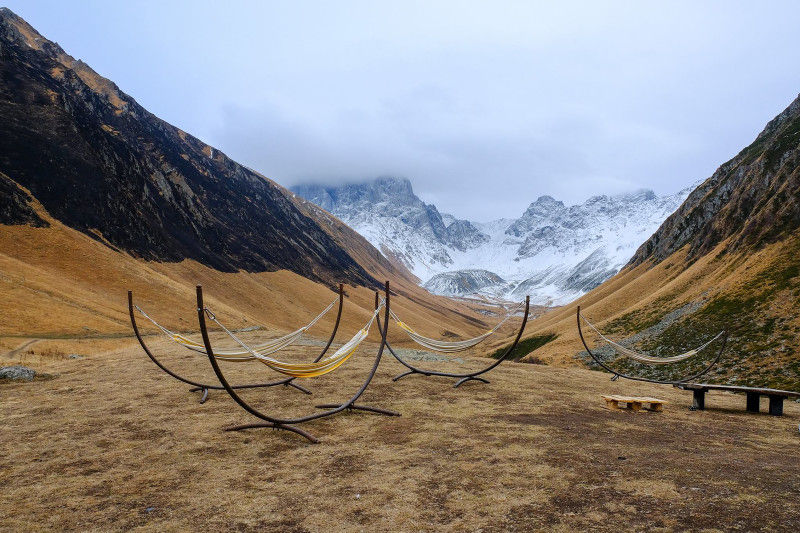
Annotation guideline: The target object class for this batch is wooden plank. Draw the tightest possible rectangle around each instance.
[676,383,800,398]
[602,395,665,412]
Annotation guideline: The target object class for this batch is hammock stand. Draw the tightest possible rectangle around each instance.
[380,295,530,388]
[128,285,344,403]
[196,282,400,443]
[576,305,727,385]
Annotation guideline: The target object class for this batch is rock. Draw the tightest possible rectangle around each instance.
[0,7,379,289]
[0,365,36,381]
[68,354,83,360]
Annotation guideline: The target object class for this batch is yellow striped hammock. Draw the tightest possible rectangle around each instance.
[203,302,383,378]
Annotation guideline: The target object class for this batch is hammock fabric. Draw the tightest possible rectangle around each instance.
[205,302,383,378]
[389,302,522,353]
[194,282,399,443]
[135,297,337,361]
[580,314,724,365]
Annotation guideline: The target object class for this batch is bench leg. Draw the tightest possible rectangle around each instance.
[768,396,784,416]
[692,389,706,410]
[746,392,760,413]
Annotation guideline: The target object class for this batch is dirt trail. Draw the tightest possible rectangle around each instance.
[3,338,40,359]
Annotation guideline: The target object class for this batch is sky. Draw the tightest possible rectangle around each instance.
[6,1,800,220]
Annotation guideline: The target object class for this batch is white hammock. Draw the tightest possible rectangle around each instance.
[581,315,724,365]
[390,302,523,353]
[205,302,384,378]
[135,296,338,361]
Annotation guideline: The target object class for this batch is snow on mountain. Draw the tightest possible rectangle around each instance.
[291,177,691,305]
[424,269,511,297]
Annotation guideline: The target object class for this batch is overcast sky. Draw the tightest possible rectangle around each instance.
[8,1,800,220]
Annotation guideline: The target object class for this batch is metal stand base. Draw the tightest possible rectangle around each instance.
[315,403,401,416]
[223,422,319,443]
[189,386,212,403]
[453,376,490,388]
[186,380,312,404]
[393,369,490,388]
[392,369,428,382]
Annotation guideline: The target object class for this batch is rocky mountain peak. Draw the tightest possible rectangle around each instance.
[291,177,490,273]
[527,195,566,214]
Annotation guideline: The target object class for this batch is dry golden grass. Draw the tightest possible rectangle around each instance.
[0,206,500,347]
[1,333,799,531]
[523,235,800,370]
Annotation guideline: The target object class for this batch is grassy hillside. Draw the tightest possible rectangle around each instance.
[521,235,800,389]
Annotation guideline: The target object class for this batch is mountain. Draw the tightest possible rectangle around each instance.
[522,93,800,389]
[292,177,689,304]
[0,8,499,343]
[629,95,800,267]
[0,7,393,289]
[292,178,488,277]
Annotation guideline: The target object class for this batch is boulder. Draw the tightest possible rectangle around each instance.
[0,365,36,381]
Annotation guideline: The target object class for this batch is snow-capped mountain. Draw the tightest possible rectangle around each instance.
[291,177,691,305]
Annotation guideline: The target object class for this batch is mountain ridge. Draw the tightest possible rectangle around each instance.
[630,93,800,267]
[292,177,690,304]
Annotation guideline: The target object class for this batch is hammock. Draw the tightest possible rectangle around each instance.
[580,314,724,365]
[134,297,338,361]
[205,302,384,378]
[389,302,523,353]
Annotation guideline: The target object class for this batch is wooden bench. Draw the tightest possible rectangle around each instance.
[602,395,666,412]
[674,383,800,416]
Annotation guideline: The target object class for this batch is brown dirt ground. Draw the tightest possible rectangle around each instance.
[2,334,799,532]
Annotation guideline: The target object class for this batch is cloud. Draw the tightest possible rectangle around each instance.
[18,0,796,220]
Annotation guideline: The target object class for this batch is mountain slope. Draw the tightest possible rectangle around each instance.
[522,93,800,389]
[293,177,689,304]
[0,8,499,342]
[0,7,388,288]
[630,96,800,266]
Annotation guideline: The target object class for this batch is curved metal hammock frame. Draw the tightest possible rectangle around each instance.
[576,305,727,385]
[196,282,400,443]
[128,285,344,403]
[381,295,530,388]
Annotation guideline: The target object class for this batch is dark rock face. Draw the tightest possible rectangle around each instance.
[630,94,800,266]
[0,172,48,227]
[0,8,378,287]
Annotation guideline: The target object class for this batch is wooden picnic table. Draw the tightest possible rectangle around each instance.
[674,383,800,416]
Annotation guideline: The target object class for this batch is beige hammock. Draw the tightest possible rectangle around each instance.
[134,296,337,361]
[389,302,523,353]
[580,314,724,365]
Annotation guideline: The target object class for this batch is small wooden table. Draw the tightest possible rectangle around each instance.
[602,395,666,412]
[674,383,800,416]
